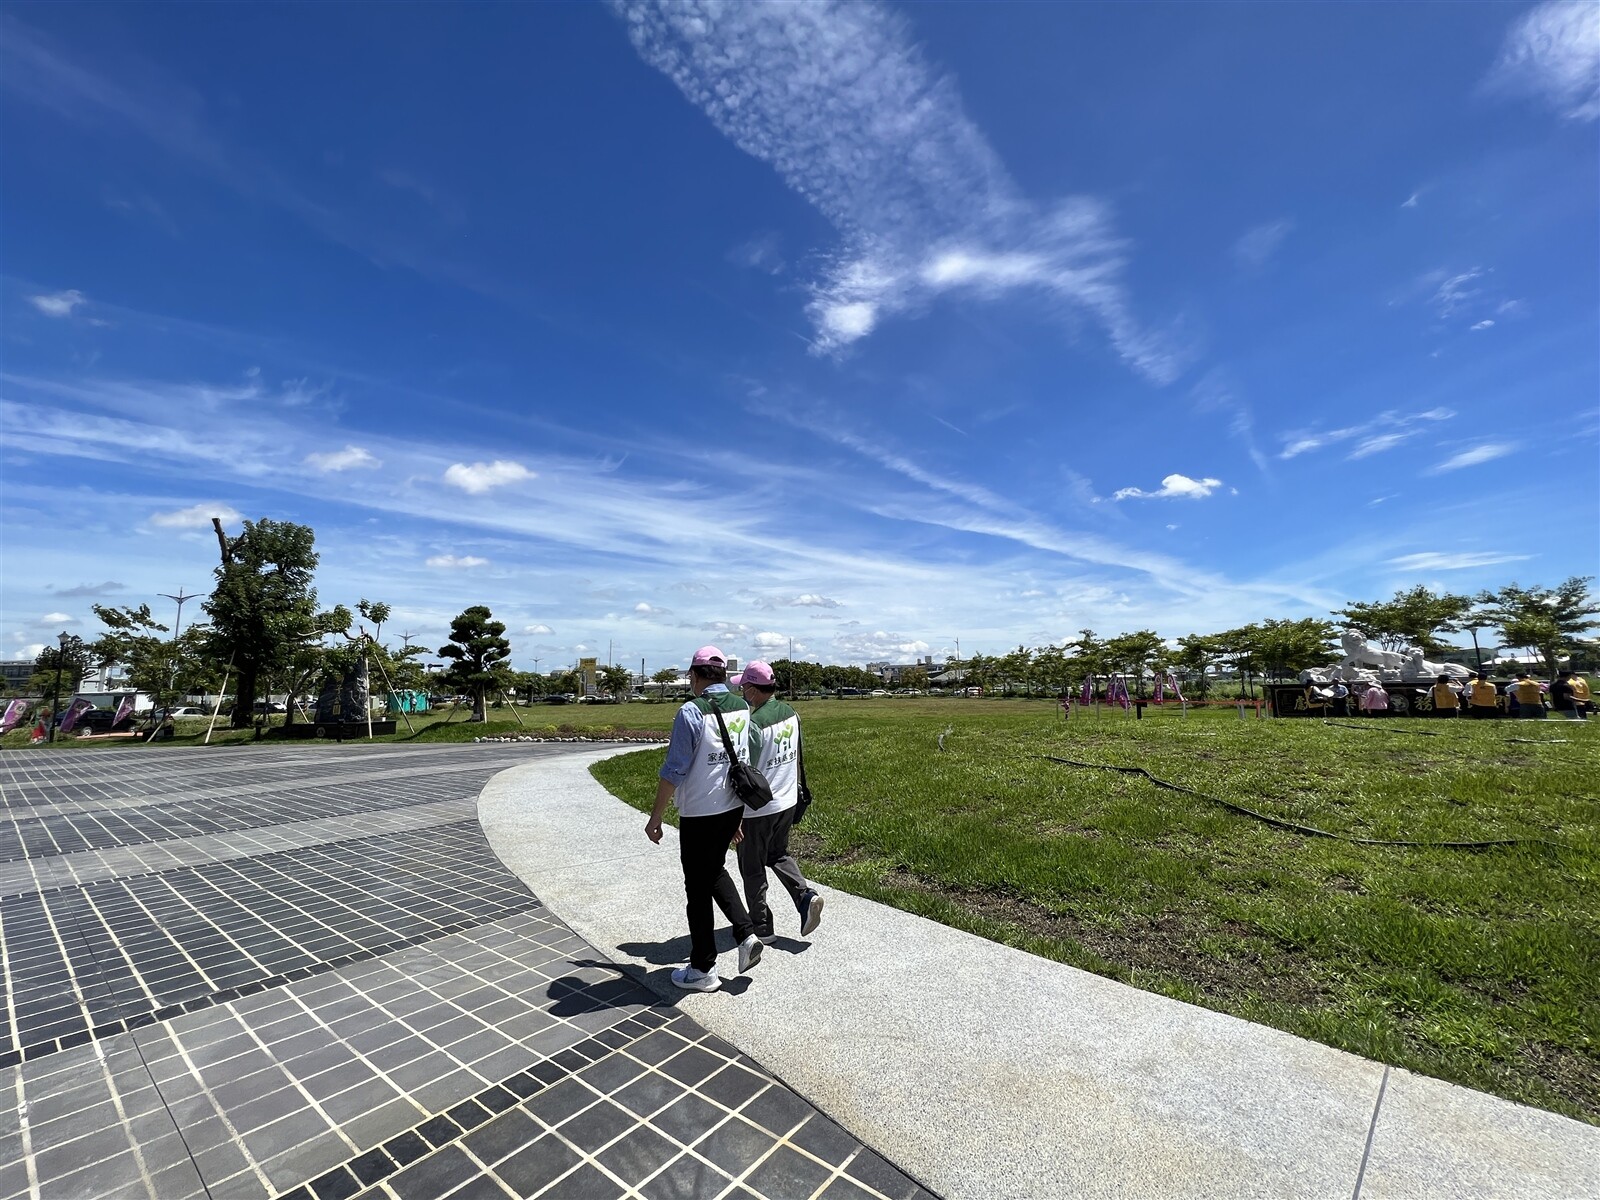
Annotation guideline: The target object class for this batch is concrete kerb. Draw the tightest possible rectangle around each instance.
[476,749,1600,1200]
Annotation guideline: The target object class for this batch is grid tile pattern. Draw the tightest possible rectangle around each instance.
[1,821,538,1062]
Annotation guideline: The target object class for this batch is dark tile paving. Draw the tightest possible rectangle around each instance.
[0,746,932,1200]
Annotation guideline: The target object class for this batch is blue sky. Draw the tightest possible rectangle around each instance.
[2,1,1596,672]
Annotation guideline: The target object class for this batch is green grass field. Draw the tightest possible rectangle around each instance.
[589,699,1599,1124]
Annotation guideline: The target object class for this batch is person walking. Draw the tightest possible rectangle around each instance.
[1467,671,1500,719]
[1571,672,1592,719]
[737,661,824,944]
[1429,675,1461,719]
[644,645,764,992]
[1360,680,1389,718]
[1510,672,1546,719]
[1550,672,1581,720]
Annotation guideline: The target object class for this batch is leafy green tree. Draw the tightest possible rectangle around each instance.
[1068,630,1108,696]
[899,666,929,691]
[600,663,633,698]
[1333,586,1471,656]
[357,599,391,646]
[1212,624,1263,697]
[996,646,1034,696]
[1476,577,1599,678]
[1174,634,1220,698]
[1104,630,1165,696]
[438,606,514,722]
[30,634,94,700]
[88,604,221,706]
[1253,618,1339,679]
[203,519,322,728]
[550,668,582,696]
[769,659,821,696]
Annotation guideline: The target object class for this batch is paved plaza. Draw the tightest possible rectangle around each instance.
[0,746,930,1200]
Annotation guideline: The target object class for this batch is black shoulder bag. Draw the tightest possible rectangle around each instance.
[710,704,774,811]
[792,735,814,826]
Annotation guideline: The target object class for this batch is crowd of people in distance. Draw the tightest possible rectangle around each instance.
[1306,669,1592,720]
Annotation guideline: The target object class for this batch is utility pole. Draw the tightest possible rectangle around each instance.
[48,630,67,743]
[158,587,199,705]
[399,631,417,652]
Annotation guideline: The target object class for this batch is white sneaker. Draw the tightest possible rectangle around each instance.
[737,935,763,974]
[671,967,720,992]
[800,891,824,937]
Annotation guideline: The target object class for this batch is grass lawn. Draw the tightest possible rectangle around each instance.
[590,698,1599,1124]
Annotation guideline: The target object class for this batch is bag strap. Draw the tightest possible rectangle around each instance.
[796,731,809,794]
[709,701,743,766]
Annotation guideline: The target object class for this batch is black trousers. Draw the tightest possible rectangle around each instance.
[736,807,811,937]
[678,807,754,971]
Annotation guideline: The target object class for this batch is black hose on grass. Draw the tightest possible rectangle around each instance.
[1038,755,1565,851]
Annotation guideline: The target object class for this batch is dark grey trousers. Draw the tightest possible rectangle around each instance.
[736,806,810,937]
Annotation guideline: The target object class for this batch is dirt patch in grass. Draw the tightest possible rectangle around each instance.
[1518,1041,1600,1120]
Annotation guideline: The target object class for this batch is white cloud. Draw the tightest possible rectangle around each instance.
[751,631,790,650]
[1113,474,1224,501]
[832,629,930,662]
[149,502,241,528]
[1430,443,1516,473]
[1232,219,1293,268]
[1432,269,1484,317]
[1279,408,1455,460]
[730,232,785,275]
[425,554,489,569]
[1470,319,1495,332]
[1388,551,1533,571]
[442,460,532,493]
[305,444,380,472]
[19,643,45,660]
[525,623,554,635]
[1401,192,1421,209]
[38,612,74,625]
[634,602,656,613]
[1487,0,1600,121]
[27,289,85,318]
[611,0,1180,380]
[790,594,841,608]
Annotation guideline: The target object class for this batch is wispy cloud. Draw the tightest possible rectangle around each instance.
[27,289,85,318]
[1430,442,1516,473]
[148,502,240,528]
[1279,407,1454,460]
[1485,0,1600,121]
[305,445,380,472]
[425,554,489,569]
[611,0,1182,380]
[1388,551,1533,571]
[1232,219,1293,269]
[38,611,75,625]
[48,581,125,597]
[442,460,533,494]
[524,623,554,635]
[1470,319,1495,332]
[1432,269,1484,318]
[729,232,784,275]
[1113,474,1224,501]
[1191,371,1267,474]
[1401,191,1421,209]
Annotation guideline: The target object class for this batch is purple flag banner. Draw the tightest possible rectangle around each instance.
[1110,675,1130,710]
[59,697,95,733]
[1079,676,1092,705]
[114,695,135,726]
[0,699,25,733]
[1154,675,1166,702]
[1167,671,1186,703]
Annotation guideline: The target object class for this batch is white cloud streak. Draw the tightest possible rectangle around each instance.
[305,445,380,472]
[425,554,489,569]
[1279,408,1455,461]
[610,0,1181,380]
[1113,474,1224,501]
[148,502,240,528]
[1430,443,1517,473]
[442,460,533,494]
[1487,0,1600,121]
[1232,220,1293,269]
[1387,551,1533,571]
[27,289,86,317]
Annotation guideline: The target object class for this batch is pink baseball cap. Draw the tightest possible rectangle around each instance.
[691,645,726,668]
[742,660,776,688]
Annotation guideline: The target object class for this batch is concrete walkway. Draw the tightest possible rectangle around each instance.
[479,748,1600,1200]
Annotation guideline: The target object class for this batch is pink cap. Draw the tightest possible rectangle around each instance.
[742,660,776,688]
[728,673,744,688]
[691,645,726,668]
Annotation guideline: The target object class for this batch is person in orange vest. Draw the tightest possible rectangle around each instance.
[1571,673,1592,719]
[1466,671,1500,719]
[1510,672,1545,719]
[1429,675,1460,718]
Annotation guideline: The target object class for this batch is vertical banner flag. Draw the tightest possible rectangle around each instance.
[1079,676,1092,705]
[114,695,135,726]
[59,698,95,733]
[1167,671,1186,703]
[1111,674,1130,710]
[1154,674,1166,702]
[0,699,26,733]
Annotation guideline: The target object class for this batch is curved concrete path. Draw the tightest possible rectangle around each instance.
[480,748,1600,1200]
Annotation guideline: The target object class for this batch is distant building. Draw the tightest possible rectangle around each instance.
[866,655,936,684]
[1,661,33,691]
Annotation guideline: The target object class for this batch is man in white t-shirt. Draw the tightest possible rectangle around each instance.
[738,661,823,943]
[645,646,764,991]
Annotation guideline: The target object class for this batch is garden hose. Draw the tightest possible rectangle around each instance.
[1039,755,1566,852]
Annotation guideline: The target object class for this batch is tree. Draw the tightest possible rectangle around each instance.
[203,519,322,728]
[600,663,633,698]
[1333,586,1471,656]
[89,604,220,707]
[1476,577,1599,678]
[1253,618,1338,678]
[769,659,821,697]
[899,666,929,691]
[438,607,514,721]
[1069,630,1108,696]
[357,599,391,647]
[1174,634,1220,698]
[1104,630,1165,697]
[31,635,94,699]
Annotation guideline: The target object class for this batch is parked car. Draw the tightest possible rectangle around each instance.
[162,706,207,718]
[76,708,134,734]
[542,693,571,704]
[870,689,890,697]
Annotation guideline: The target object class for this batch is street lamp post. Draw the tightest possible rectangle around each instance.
[48,630,67,744]
[158,587,199,706]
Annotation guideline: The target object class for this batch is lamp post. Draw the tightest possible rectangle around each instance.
[48,630,67,744]
[158,587,199,706]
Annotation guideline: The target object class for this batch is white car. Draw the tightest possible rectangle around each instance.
[165,707,207,718]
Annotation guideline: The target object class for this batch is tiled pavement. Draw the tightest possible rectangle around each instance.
[0,746,930,1200]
